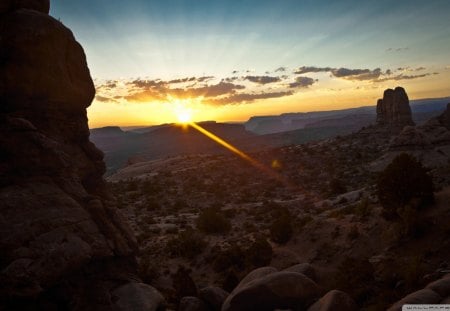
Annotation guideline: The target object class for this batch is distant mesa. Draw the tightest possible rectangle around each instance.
[376,86,414,127]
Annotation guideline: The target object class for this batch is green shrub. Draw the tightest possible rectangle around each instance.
[196,208,231,234]
[377,153,434,217]
[270,215,293,244]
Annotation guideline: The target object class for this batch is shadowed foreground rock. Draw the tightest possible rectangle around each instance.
[388,274,450,310]
[221,270,320,311]
[0,1,164,310]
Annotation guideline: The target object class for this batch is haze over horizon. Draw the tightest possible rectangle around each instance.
[51,0,450,128]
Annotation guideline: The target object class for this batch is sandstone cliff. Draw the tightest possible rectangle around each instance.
[376,87,414,127]
[0,1,162,309]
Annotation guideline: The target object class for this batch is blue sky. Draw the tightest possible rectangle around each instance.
[50,0,450,126]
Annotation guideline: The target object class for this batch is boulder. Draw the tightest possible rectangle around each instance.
[284,263,317,282]
[199,286,229,311]
[388,288,442,310]
[112,283,165,311]
[230,266,277,294]
[426,277,450,298]
[221,271,320,311]
[179,296,210,311]
[307,290,357,311]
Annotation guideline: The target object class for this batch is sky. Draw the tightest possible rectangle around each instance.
[51,0,450,127]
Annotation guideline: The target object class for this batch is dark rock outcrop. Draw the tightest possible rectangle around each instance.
[376,87,414,127]
[0,2,157,309]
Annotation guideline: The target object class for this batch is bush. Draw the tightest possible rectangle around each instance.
[165,229,207,259]
[213,244,246,272]
[196,208,231,234]
[246,237,273,267]
[377,153,434,217]
[270,215,293,244]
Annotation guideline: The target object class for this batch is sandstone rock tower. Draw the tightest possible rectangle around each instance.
[0,1,163,309]
[376,87,414,127]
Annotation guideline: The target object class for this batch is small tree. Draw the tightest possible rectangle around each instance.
[377,153,434,217]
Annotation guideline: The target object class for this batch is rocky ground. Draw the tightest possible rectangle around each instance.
[108,123,450,310]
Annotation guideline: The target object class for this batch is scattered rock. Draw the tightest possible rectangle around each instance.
[113,282,166,311]
[230,266,278,294]
[307,290,357,311]
[199,286,229,311]
[222,271,320,311]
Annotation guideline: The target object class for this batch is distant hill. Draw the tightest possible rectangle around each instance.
[90,122,274,174]
[245,97,450,134]
[90,96,449,175]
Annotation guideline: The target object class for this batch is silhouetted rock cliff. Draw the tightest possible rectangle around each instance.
[376,87,414,127]
[0,2,162,310]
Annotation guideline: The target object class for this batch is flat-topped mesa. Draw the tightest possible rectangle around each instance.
[376,87,414,127]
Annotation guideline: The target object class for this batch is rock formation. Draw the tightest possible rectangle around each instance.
[371,103,450,171]
[388,274,450,310]
[376,87,414,127]
[0,1,163,309]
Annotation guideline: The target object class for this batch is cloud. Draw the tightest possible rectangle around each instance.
[386,47,409,52]
[95,95,117,103]
[294,66,332,74]
[209,91,294,105]
[275,67,287,72]
[289,76,316,88]
[374,72,438,83]
[331,68,383,80]
[244,75,282,84]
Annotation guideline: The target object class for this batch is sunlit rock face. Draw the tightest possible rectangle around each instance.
[376,87,414,127]
[0,1,153,309]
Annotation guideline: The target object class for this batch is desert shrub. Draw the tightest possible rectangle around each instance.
[139,256,160,284]
[246,237,273,267]
[270,215,293,244]
[126,179,139,191]
[347,224,359,240]
[196,208,231,234]
[172,266,198,302]
[377,153,434,217]
[165,229,207,259]
[354,197,370,219]
[213,244,246,272]
[329,177,347,196]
